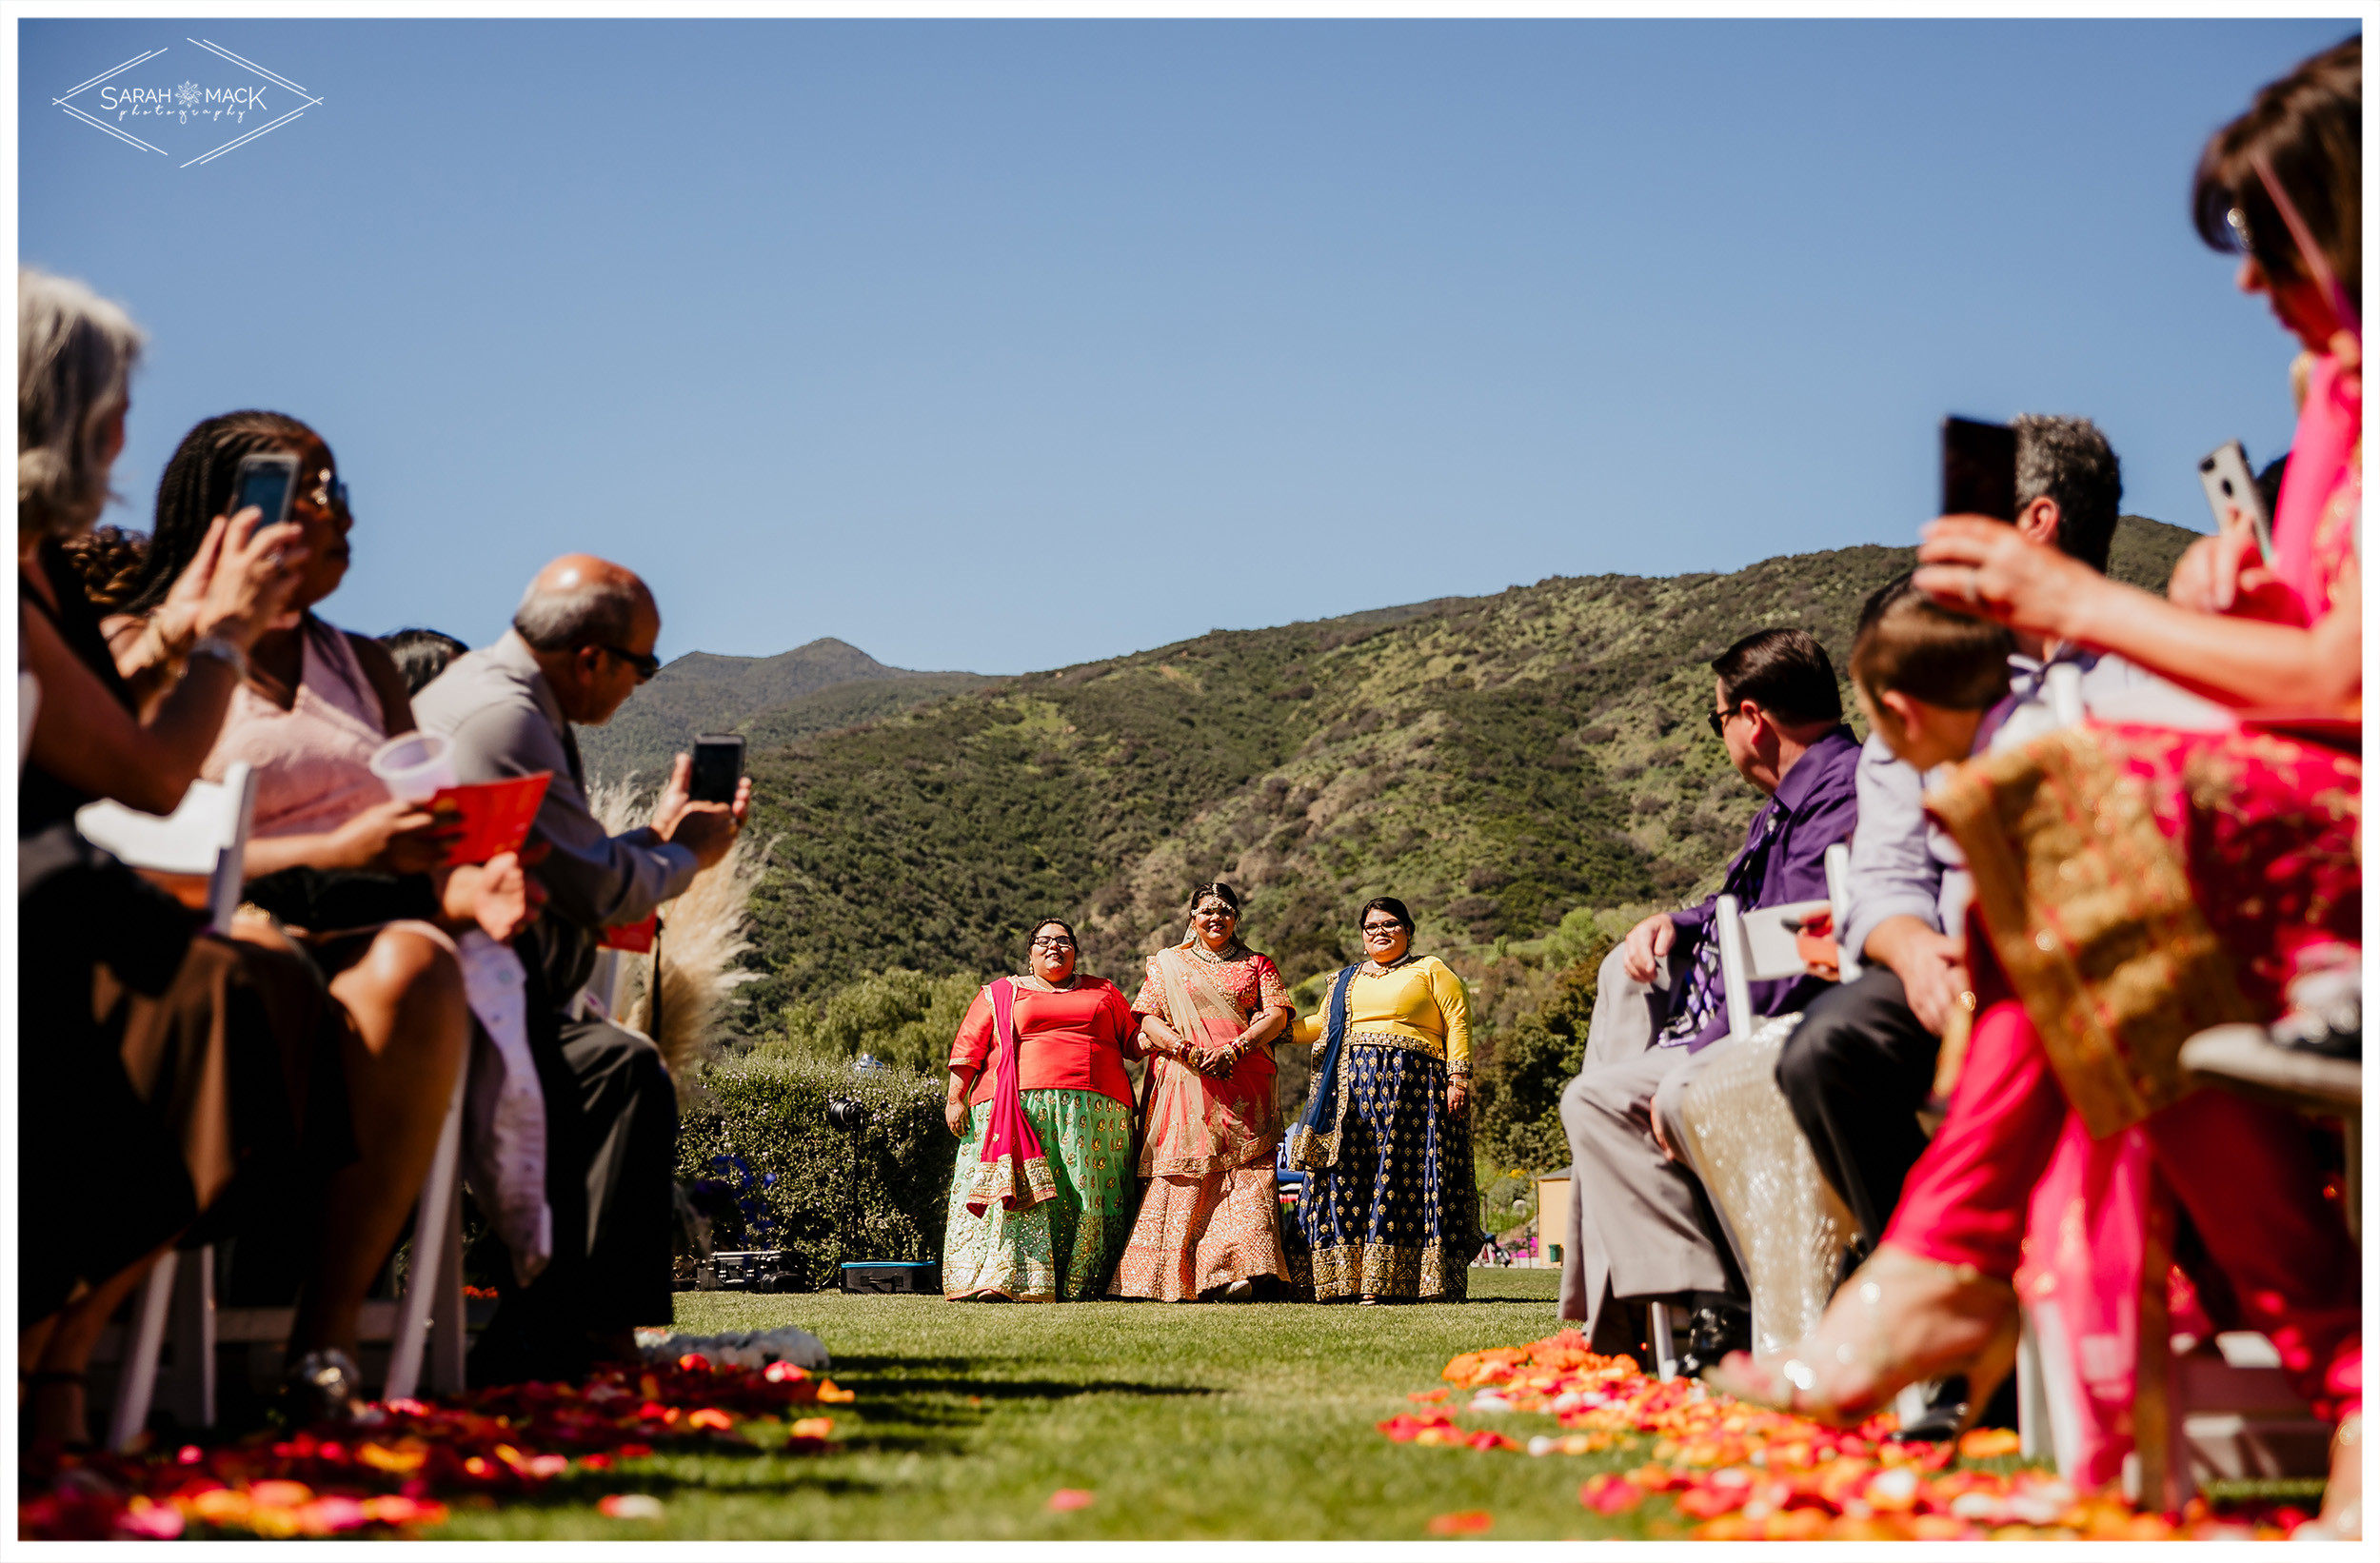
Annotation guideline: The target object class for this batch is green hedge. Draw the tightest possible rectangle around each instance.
[679,1053,958,1291]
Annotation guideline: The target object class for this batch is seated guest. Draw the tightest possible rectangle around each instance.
[382,626,469,696]
[942,920,1140,1301]
[413,556,748,1379]
[1713,586,2359,1494]
[1554,629,1858,1365]
[119,410,535,1415]
[1283,897,1474,1304]
[16,268,324,1441]
[1775,415,2138,1267]
[1890,45,2361,1534]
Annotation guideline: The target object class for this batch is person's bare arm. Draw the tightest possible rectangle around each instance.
[23,600,243,815]
[1915,517,2360,709]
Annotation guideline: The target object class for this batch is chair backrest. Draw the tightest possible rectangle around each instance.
[1823,841,1859,982]
[75,762,258,934]
[1715,894,1833,1039]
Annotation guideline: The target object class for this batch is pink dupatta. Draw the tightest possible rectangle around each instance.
[962,979,1058,1217]
[2267,351,2361,625]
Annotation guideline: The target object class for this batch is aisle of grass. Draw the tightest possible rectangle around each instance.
[433,1270,1686,1540]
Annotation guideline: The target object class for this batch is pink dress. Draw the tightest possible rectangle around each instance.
[202,616,392,839]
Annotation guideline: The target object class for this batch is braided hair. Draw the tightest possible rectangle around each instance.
[124,410,320,617]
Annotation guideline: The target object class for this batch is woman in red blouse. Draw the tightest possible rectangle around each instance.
[941,919,1140,1300]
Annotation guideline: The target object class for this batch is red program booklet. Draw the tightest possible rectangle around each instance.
[601,914,657,953]
[427,773,551,866]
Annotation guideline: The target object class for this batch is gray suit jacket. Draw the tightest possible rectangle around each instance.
[412,629,698,1003]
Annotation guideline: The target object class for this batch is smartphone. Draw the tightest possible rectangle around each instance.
[2197,440,2274,561]
[230,451,300,528]
[1941,417,2017,522]
[690,734,745,805]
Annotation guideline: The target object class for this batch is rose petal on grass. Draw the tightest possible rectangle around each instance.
[599,1494,664,1520]
[1045,1488,1096,1512]
[1426,1510,1494,1534]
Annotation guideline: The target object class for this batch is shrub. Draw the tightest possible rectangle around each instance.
[678,1052,958,1290]
[765,967,983,1076]
[1472,949,1607,1174]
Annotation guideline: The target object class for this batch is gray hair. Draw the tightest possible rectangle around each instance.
[512,573,650,652]
[2013,414,2121,574]
[19,267,144,538]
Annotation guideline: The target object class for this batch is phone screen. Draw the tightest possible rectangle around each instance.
[233,458,297,527]
[1941,417,2018,522]
[690,736,744,805]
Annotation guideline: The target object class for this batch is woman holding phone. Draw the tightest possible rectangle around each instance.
[114,410,537,1417]
[1720,39,2363,1538]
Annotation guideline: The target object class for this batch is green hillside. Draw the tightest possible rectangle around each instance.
[733,517,2200,1034]
[579,637,992,785]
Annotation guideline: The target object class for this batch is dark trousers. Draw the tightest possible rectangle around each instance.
[1772,967,1939,1247]
[470,1013,679,1383]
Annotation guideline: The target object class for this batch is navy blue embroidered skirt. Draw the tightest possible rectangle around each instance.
[1289,1041,1472,1300]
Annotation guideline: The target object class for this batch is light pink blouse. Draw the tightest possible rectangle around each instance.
[202,617,392,840]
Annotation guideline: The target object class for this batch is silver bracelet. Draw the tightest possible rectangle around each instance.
[188,635,249,682]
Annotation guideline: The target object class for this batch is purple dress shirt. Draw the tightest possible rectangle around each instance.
[1657,724,1862,1054]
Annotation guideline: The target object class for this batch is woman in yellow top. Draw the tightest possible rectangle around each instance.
[1283,897,1475,1303]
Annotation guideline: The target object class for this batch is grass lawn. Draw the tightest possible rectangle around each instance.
[431,1269,1696,1540]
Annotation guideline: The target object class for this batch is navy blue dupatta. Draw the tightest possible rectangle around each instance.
[1283,964,1359,1173]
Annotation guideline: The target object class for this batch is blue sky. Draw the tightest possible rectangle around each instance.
[20,19,2354,674]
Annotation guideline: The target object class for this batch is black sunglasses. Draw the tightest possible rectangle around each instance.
[1706,706,1744,740]
[598,643,661,682]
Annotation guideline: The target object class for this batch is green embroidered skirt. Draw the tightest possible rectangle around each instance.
[943,1088,1135,1301]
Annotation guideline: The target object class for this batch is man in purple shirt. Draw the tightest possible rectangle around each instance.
[1554,628,1860,1361]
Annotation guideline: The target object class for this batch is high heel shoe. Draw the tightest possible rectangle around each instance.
[1703,1243,2019,1431]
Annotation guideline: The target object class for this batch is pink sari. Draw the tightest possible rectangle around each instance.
[962,979,1058,1217]
[1108,943,1292,1300]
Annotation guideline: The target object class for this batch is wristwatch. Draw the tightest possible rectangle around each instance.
[188,635,249,681]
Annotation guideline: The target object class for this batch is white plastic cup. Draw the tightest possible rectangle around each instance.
[370,732,458,802]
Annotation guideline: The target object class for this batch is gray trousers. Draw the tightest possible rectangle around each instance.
[1556,943,1742,1344]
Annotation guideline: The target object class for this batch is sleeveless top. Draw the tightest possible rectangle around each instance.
[202,616,392,839]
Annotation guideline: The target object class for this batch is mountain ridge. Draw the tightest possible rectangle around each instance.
[723,516,2200,1034]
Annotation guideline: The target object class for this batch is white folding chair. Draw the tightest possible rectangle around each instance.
[79,766,466,1446]
[1823,841,1857,982]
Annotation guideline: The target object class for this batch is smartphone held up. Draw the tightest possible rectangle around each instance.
[1940,417,2017,523]
[690,735,745,805]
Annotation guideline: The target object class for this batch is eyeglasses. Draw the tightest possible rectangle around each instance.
[598,643,661,683]
[2225,206,2258,259]
[1361,921,1405,937]
[1707,706,1746,740]
[1030,937,1076,951]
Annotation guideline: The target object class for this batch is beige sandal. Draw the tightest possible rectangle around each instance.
[1703,1244,2018,1432]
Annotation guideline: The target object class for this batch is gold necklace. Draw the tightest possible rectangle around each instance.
[1187,940,1245,965]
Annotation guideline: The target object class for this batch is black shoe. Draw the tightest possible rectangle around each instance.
[276,1350,366,1427]
[1675,1304,1751,1379]
[1886,1375,1971,1443]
